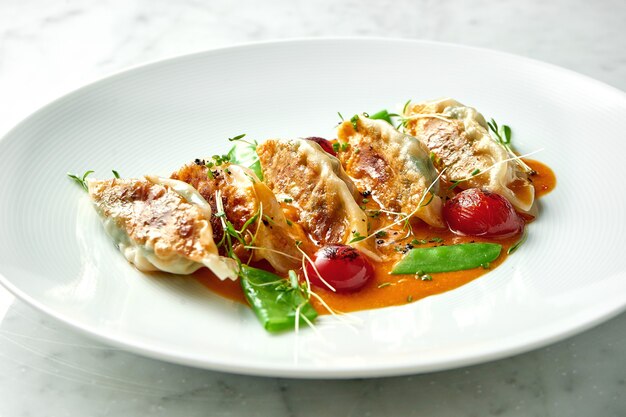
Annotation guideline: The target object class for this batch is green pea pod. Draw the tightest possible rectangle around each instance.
[239,265,317,333]
[391,243,502,274]
[227,142,264,181]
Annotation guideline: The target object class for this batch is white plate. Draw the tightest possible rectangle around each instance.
[0,39,625,378]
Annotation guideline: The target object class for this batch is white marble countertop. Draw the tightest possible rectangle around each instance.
[1,0,625,415]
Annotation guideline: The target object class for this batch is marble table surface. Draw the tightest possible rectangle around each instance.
[1,0,625,415]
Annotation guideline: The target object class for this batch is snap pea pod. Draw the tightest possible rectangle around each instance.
[239,265,317,333]
[227,142,263,180]
[391,243,502,275]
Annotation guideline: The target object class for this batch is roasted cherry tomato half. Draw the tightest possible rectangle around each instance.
[305,244,374,292]
[305,137,337,157]
[443,188,524,238]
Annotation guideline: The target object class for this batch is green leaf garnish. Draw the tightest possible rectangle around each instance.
[67,170,94,191]
[227,141,263,180]
[402,99,412,114]
[369,109,394,125]
[350,114,360,131]
[349,231,367,243]
[487,118,533,173]
[228,133,247,142]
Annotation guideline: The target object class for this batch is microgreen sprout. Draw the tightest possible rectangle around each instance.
[349,231,366,243]
[487,119,534,174]
[67,170,94,191]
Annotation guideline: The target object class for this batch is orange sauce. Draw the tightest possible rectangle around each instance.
[195,268,247,303]
[526,159,556,198]
[309,227,519,313]
[195,158,557,314]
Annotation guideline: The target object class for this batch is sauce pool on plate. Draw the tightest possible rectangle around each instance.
[196,159,556,315]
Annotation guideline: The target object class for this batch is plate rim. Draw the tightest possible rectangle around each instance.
[1,37,626,378]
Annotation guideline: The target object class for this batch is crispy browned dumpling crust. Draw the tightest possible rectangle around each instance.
[171,162,301,272]
[257,139,380,260]
[405,98,534,212]
[89,178,213,262]
[257,140,349,244]
[337,118,444,228]
[172,163,255,247]
[87,177,239,280]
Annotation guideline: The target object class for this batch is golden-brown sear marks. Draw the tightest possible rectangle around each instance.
[337,119,444,227]
[257,140,349,244]
[88,178,210,261]
[171,163,256,244]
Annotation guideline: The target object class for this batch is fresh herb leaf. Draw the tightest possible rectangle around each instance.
[350,114,359,131]
[487,118,533,173]
[227,141,263,180]
[369,109,394,125]
[67,170,94,192]
[228,133,247,142]
[402,99,412,114]
[501,125,512,144]
[112,170,120,179]
[349,231,366,243]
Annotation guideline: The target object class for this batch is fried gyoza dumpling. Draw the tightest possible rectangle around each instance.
[256,138,380,261]
[336,117,444,228]
[87,176,237,279]
[404,98,534,212]
[171,162,301,273]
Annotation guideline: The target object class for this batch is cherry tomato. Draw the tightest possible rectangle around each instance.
[443,188,524,238]
[305,137,337,157]
[305,244,374,292]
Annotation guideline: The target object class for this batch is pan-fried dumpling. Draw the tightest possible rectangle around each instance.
[256,138,380,261]
[87,176,237,279]
[171,162,301,273]
[336,117,444,228]
[404,98,534,212]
